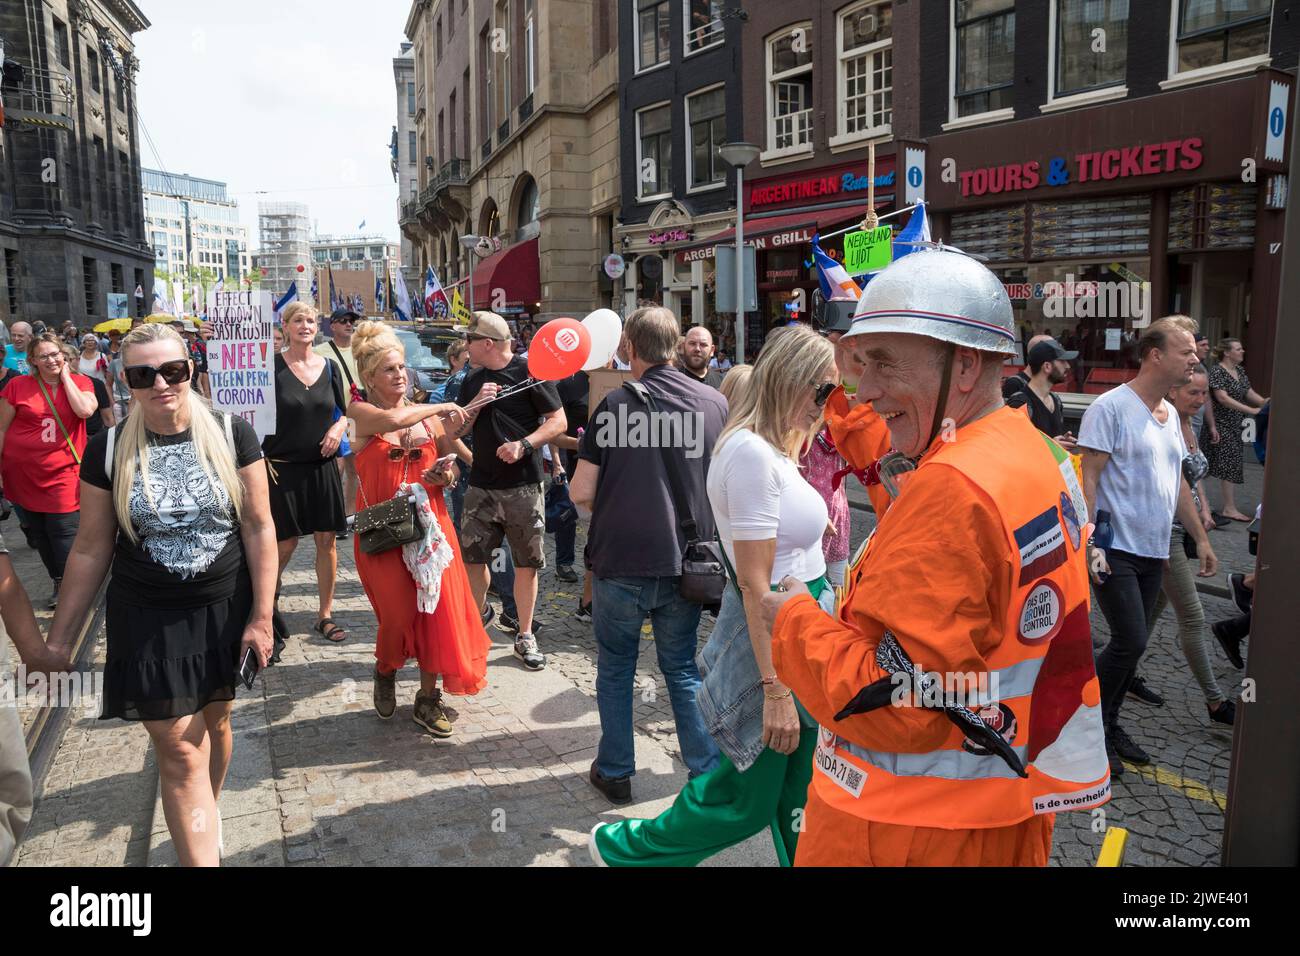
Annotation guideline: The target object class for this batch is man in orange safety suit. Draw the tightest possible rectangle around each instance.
[763,248,1110,866]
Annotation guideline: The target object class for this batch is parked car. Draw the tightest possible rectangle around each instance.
[393,325,464,395]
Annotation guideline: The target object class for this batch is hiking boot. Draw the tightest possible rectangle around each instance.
[373,667,397,720]
[514,633,545,670]
[1227,573,1253,615]
[1212,620,1245,669]
[556,564,579,583]
[1126,675,1164,707]
[589,761,632,805]
[1108,724,1150,764]
[1105,740,1125,777]
[413,689,453,738]
[1208,699,1236,726]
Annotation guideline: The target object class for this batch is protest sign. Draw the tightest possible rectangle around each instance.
[842,225,894,275]
[206,290,277,440]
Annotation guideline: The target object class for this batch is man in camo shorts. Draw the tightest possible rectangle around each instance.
[452,313,566,670]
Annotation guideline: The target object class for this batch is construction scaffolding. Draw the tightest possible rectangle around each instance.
[257,201,311,299]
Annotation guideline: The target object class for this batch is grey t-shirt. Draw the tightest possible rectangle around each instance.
[1078,384,1187,559]
[579,364,728,579]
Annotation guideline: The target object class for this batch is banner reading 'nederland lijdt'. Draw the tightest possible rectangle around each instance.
[206,290,277,441]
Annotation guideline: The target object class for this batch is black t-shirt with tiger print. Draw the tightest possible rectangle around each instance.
[81,414,263,607]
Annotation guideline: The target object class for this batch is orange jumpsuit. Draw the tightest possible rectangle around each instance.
[772,406,1103,866]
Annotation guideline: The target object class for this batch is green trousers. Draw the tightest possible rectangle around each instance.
[592,726,817,867]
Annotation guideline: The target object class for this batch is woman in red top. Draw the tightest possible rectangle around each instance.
[0,333,98,605]
[347,321,489,737]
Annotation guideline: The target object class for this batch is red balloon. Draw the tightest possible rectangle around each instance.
[527,317,591,381]
[296,264,305,273]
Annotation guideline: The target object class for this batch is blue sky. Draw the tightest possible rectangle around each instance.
[133,0,406,249]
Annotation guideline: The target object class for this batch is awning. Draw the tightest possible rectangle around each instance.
[676,208,866,263]
[471,237,540,308]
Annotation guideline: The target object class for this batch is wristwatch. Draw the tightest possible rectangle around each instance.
[519,437,534,457]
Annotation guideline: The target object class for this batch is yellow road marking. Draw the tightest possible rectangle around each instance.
[1096,827,1128,866]
[1124,762,1227,810]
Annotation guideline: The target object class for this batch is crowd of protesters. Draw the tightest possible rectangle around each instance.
[0,278,1271,866]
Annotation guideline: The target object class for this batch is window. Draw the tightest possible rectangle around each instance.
[687,87,726,189]
[516,176,540,238]
[111,262,124,294]
[407,81,415,115]
[83,257,97,314]
[450,90,458,158]
[5,250,19,318]
[53,17,70,68]
[409,131,417,163]
[438,110,445,167]
[637,103,672,199]
[314,250,327,263]
[838,2,893,139]
[116,77,125,111]
[330,248,343,262]
[480,26,495,136]
[1174,0,1271,74]
[409,178,417,198]
[448,1,455,38]
[87,48,100,93]
[493,0,512,129]
[369,247,384,259]
[436,17,443,61]
[955,0,1015,118]
[1055,0,1127,97]
[686,1,725,54]
[636,0,671,71]
[525,0,536,96]
[349,247,365,260]
[767,25,814,153]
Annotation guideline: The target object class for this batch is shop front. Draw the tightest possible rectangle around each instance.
[678,155,897,358]
[925,70,1292,391]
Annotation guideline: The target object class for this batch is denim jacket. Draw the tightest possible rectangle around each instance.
[695,582,835,772]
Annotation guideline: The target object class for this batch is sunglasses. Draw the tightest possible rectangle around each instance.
[387,446,425,462]
[812,382,836,407]
[124,360,192,389]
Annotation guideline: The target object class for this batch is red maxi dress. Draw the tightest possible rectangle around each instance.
[353,430,490,695]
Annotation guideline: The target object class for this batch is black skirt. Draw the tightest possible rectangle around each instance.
[101,572,252,722]
[265,457,347,540]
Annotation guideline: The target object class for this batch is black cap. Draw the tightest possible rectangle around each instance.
[329,307,361,324]
[1027,338,1079,367]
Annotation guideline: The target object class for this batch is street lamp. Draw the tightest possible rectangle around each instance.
[718,142,761,364]
[459,234,481,313]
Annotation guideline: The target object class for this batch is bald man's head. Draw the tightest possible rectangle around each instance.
[9,322,32,351]
[681,325,715,373]
[1027,333,1052,351]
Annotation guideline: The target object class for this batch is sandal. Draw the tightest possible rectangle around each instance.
[313,618,347,643]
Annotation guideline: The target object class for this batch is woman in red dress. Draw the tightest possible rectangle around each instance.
[347,321,490,736]
[0,333,98,606]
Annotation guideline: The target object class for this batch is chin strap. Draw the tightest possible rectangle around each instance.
[925,341,957,450]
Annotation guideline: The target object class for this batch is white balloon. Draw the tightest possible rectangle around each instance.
[580,308,623,371]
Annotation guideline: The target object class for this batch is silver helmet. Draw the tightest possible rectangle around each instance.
[843,247,1017,354]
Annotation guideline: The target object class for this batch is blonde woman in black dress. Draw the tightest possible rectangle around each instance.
[1204,338,1267,521]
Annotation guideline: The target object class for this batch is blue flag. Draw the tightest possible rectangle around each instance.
[853,203,932,289]
[273,282,298,313]
[393,267,414,322]
[310,274,319,304]
[374,273,384,313]
[327,264,339,312]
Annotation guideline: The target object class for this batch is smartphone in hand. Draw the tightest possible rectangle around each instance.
[237,647,260,690]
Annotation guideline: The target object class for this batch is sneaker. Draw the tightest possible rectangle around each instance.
[1105,741,1126,777]
[373,667,396,720]
[498,611,519,633]
[576,601,593,624]
[514,633,545,670]
[589,761,632,805]
[480,602,495,628]
[587,823,609,867]
[413,689,453,737]
[1126,675,1164,706]
[1208,699,1236,726]
[1227,573,1253,615]
[556,564,579,583]
[48,578,60,610]
[1108,724,1150,765]
[1212,620,1245,669]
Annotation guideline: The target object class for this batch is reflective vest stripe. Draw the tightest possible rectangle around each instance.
[832,734,1029,781]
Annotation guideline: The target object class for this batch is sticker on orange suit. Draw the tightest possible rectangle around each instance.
[1018,579,1065,645]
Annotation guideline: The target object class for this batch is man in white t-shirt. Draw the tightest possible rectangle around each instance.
[1078,317,1217,776]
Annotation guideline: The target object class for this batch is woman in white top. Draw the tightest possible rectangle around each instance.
[77,333,108,383]
[590,325,838,868]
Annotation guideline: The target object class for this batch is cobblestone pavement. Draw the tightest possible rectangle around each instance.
[15,457,1262,867]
